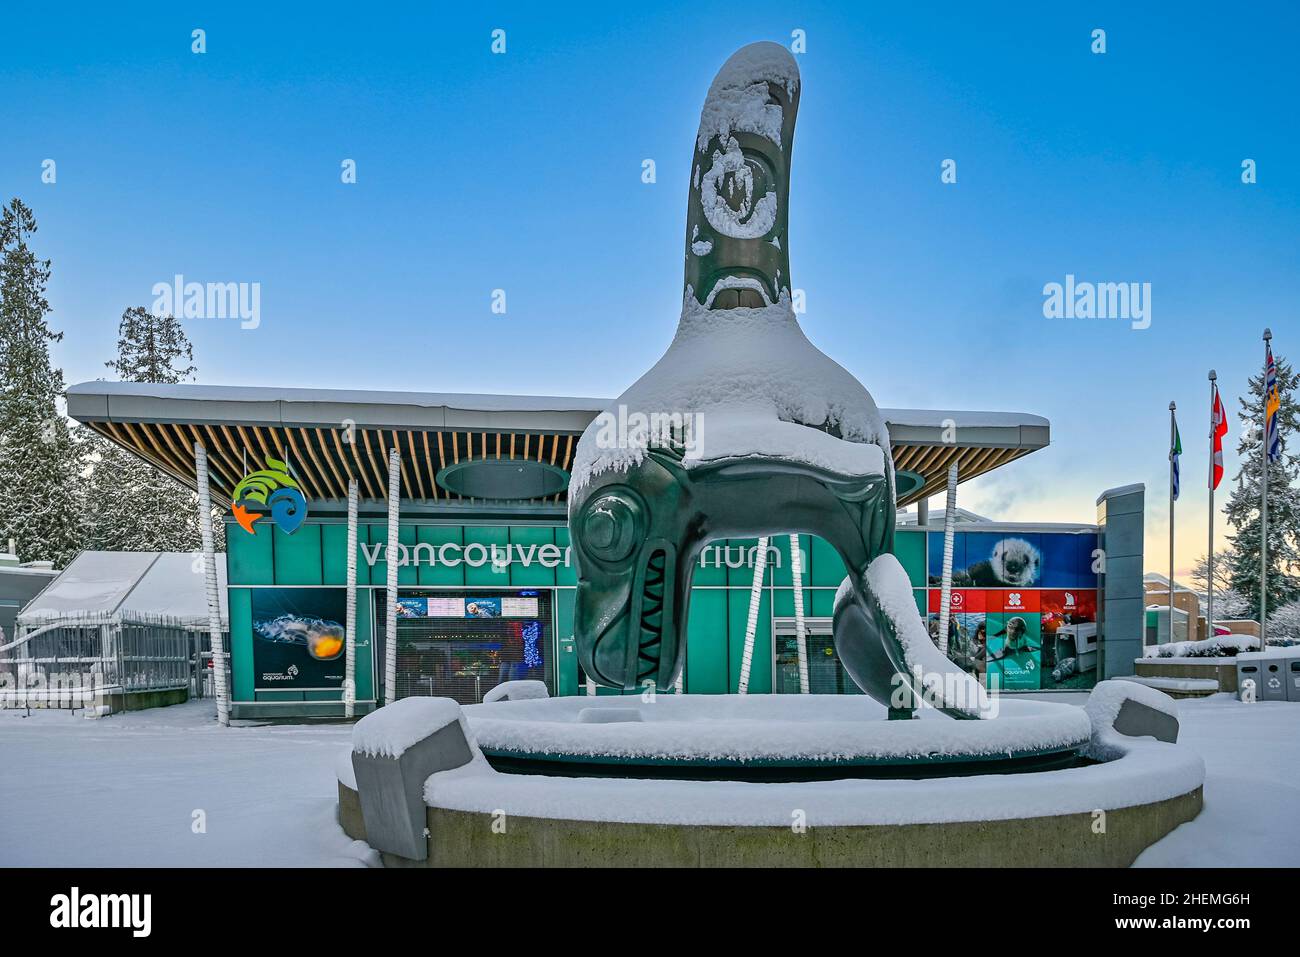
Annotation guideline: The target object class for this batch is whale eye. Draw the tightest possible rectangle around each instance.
[581,492,643,563]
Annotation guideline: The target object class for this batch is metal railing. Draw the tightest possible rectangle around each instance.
[0,611,227,711]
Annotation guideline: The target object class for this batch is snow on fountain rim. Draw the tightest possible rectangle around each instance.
[353,697,465,759]
[462,693,1089,763]
[424,732,1204,828]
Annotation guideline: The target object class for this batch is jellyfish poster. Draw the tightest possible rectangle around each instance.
[251,588,348,690]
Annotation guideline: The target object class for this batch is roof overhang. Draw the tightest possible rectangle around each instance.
[67,382,1049,513]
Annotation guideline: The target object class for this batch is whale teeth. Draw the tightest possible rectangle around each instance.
[637,550,669,682]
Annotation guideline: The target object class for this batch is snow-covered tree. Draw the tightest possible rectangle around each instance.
[82,307,220,552]
[1191,548,1236,595]
[0,198,82,567]
[1264,600,1300,642]
[1224,355,1300,623]
[1189,548,1252,620]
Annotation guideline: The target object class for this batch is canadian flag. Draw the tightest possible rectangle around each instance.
[1211,384,1228,489]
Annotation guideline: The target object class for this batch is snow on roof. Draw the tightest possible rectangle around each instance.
[66,381,1048,436]
[67,380,605,415]
[878,408,1049,430]
[18,551,228,625]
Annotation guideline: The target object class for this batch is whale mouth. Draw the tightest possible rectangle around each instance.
[705,275,772,310]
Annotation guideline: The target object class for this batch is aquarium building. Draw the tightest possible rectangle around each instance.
[66,381,1145,719]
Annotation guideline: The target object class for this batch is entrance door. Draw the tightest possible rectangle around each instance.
[772,617,863,695]
[375,589,553,704]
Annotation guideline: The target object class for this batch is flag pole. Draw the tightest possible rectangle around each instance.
[1261,328,1272,647]
[1207,370,1217,640]
[1169,401,1177,636]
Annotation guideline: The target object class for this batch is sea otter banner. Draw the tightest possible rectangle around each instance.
[925,530,1100,691]
[251,588,348,690]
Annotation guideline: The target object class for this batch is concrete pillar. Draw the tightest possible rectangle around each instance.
[1097,484,1146,679]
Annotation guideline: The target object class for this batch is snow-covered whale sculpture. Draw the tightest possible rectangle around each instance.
[568,41,988,718]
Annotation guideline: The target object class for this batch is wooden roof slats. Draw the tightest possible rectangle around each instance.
[77,420,1018,509]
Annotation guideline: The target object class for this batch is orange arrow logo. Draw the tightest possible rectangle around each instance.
[233,503,261,535]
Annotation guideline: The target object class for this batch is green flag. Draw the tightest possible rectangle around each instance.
[1171,418,1182,501]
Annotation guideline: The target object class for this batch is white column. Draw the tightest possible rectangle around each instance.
[194,441,229,727]
[789,534,809,693]
[937,462,959,656]
[384,448,401,705]
[344,478,358,718]
[737,537,770,694]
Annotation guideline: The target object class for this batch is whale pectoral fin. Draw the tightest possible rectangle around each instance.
[832,579,905,711]
[833,557,989,720]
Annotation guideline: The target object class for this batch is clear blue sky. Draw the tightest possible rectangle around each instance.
[2,1,1297,574]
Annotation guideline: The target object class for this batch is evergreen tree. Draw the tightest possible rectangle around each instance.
[0,198,83,567]
[82,307,221,552]
[1223,355,1300,624]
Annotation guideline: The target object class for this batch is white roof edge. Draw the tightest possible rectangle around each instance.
[878,408,1050,430]
[67,380,608,415]
[1097,482,1145,504]
[67,381,1050,434]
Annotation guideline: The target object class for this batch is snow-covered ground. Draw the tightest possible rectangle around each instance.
[0,703,376,867]
[1134,694,1300,868]
[0,693,1294,866]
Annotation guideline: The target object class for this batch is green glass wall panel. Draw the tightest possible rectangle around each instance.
[353,590,375,701]
[463,526,511,587]
[692,543,728,586]
[398,524,418,585]
[416,525,464,586]
[726,538,763,587]
[685,589,729,694]
[321,523,349,584]
[554,588,579,696]
[896,529,927,587]
[272,524,323,584]
[509,526,557,586]
[768,534,812,589]
[366,524,389,585]
[809,535,845,587]
[229,587,254,701]
[227,523,272,585]
[810,589,837,617]
[727,588,771,693]
[554,526,577,586]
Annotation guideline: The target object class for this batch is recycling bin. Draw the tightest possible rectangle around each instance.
[1287,659,1300,702]
[1259,658,1287,701]
[1237,658,1262,700]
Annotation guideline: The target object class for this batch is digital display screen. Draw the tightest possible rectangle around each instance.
[399,595,538,618]
[501,596,539,617]
[390,589,552,704]
[427,597,466,617]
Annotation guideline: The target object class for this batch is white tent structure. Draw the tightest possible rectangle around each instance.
[18,551,228,625]
[1,551,228,713]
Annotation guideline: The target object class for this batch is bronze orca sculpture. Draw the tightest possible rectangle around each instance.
[568,42,988,719]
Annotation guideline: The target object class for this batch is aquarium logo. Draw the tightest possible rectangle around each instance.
[231,455,308,535]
